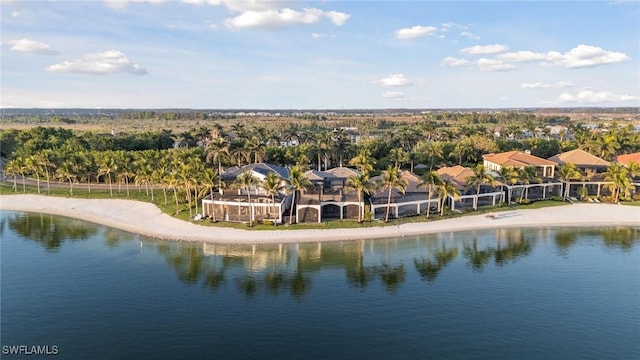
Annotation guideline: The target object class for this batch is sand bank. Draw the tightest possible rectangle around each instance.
[1,194,639,244]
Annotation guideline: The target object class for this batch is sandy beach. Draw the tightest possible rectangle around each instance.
[1,194,639,244]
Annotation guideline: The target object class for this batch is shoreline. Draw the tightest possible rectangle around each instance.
[1,194,639,244]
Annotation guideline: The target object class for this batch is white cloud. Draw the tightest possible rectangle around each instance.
[373,74,410,87]
[382,91,406,99]
[550,44,630,68]
[395,25,438,40]
[186,0,287,12]
[521,81,574,89]
[441,57,471,67]
[312,33,334,39]
[7,39,58,55]
[476,58,516,72]
[46,50,148,75]
[461,44,508,55]
[460,31,480,40]
[224,8,348,29]
[325,11,350,26]
[497,45,629,68]
[555,90,639,104]
[497,51,547,62]
[105,0,165,9]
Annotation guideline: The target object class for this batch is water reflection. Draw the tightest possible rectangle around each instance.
[4,211,638,298]
[5,212,98,252]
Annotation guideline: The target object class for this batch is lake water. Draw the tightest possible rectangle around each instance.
[1,211,639,360]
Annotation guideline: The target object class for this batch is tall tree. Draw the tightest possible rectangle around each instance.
[380,165,408,222]
[262,172,285,220]
[345,173,376,223]
[465,164,497,210]
[518,166,540,202]
[557,163,582,200]
[419,171,442,218]
[435,178,461,216]
[287,165,312,225]
[234,170,259,226]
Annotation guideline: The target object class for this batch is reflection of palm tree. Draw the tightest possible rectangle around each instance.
[378,264,406,293]
[462,237,493,272]
[7,213,97,251]
[414,243,458,283]
[554,230,578,253]
[494,235,531,266]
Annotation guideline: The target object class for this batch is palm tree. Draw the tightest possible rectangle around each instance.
[498,165,521,205]
[25,155,41,194]
[234,170,259,226]
[349,152,375,175]
[262,172,285,220]
[450,141,474,166]
[418,170,441,218]
[55,160,77,196]
[518,166,540,202]
[557,163,583,200]
[345,173,376,223]
[205,137,230,175]
[389,148,408,169]
[331,128,353,167]
[380,165,408,222]
[435,178,461,216]
[4,158,21,192]
[465,164,497,210]
[604,163,630,203]
[36,149,54,194]
[287,165,312,224]
[98,153,116,197]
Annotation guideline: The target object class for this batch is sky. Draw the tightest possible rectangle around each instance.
[1,0,639,109]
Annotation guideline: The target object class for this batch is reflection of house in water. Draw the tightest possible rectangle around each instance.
[202,243,289,272]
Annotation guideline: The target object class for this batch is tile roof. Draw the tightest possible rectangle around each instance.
[548,149,609,167]
[304,170,336,181]
[221,163,289,181]
[326,167,360,178]
[616,152,640,165]
[437,165,475,186]
[483,151,556,167]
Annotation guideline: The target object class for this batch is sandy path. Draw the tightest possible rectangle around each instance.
[1,194,639,244]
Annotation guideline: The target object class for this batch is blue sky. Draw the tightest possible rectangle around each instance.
[1,0,639,109]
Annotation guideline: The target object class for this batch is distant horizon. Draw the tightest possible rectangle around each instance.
[1,1,638,109]
[0,106,640,112]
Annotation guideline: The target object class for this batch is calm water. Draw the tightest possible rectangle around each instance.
[1,211,639,360]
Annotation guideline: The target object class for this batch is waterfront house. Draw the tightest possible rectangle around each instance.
[437,165,503,210]
[202,163,290,224]
[297,167,363,223]
[549,149,611,199]
[484,151,561,204]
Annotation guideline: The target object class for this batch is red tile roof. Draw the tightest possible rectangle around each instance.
[483,151,556,167]
[548,149,609,167]
[616,152,640,165]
